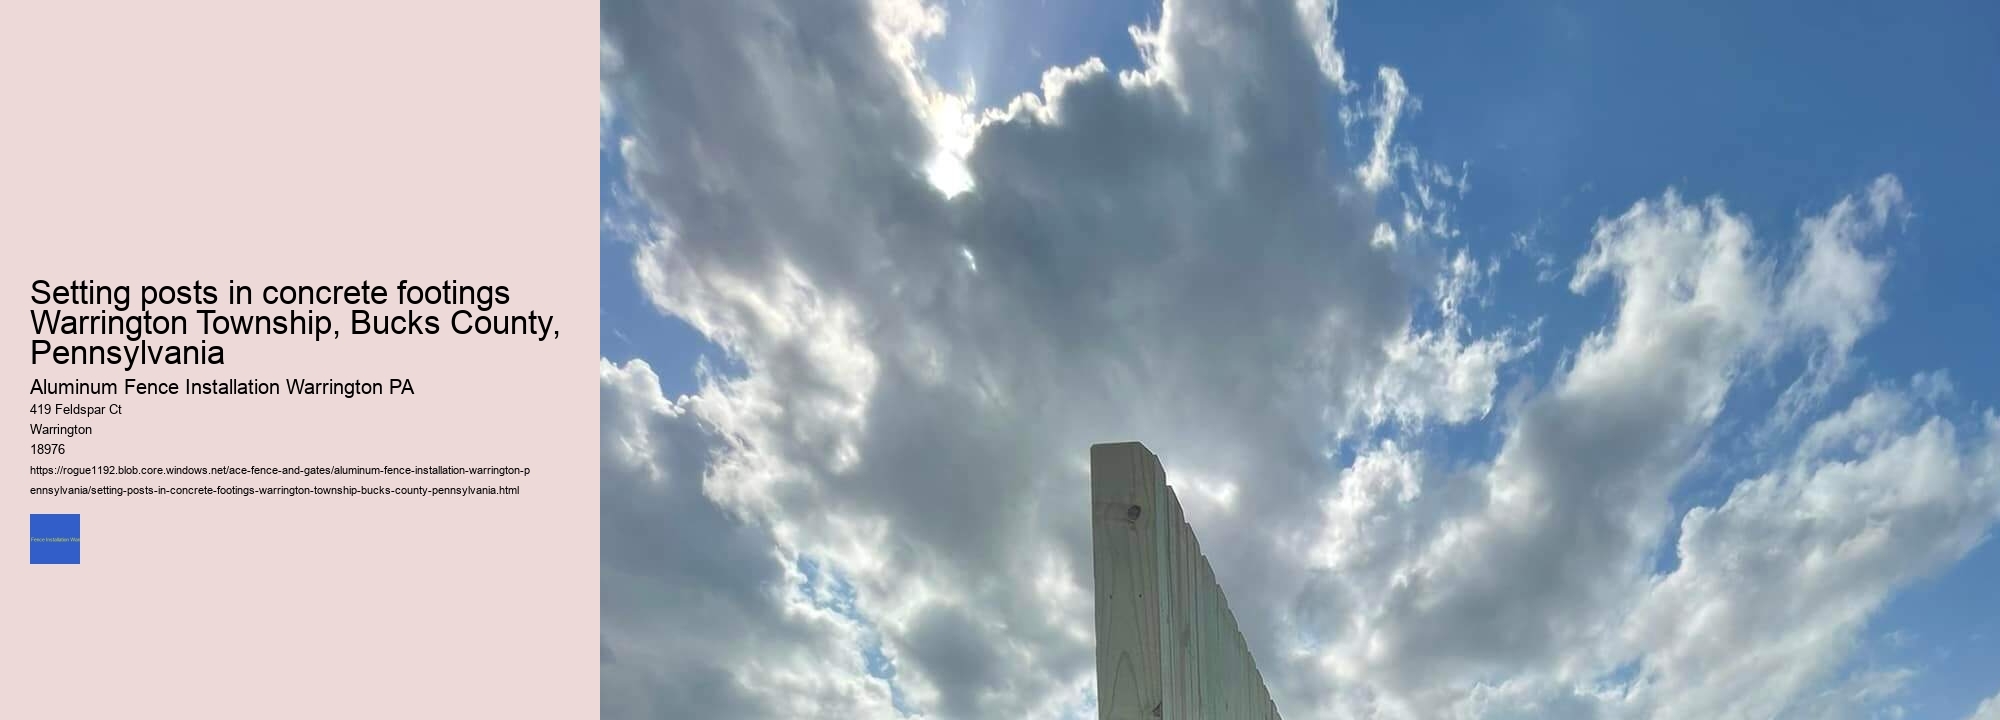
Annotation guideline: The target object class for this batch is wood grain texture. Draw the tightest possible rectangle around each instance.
[1091,442,1282,720]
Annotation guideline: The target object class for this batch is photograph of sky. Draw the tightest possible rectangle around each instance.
[598,1,2000,717]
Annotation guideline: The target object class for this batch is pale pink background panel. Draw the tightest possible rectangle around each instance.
[0,2,597,717]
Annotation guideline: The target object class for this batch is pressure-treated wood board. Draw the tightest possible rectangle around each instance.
[1091,442,1281,720]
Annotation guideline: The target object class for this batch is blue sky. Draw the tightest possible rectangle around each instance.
[600,1,2000,717]
[910,0,2000,393]
[607,0,2000,410]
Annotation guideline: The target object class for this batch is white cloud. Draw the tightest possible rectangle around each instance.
[600,359,904,718]
[1279,179,1995,720]
[601,1,1997,718]
[1358,66,1409,192]
[604,0,1399,715]
[1349,64,1467,245]
[1293,0,1352,91]
[1346,249,1535,431]
[1294,186,1789,714]
[1969,690,2000,720]
[1767,174,1909,429]
[1615,392,1999,720]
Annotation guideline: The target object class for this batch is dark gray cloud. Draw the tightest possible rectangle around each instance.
[602,0,1416,715]
[599,1,2000,718]
[601,360,902,718]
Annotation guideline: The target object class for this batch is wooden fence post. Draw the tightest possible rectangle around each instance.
[1091,442,1281,720]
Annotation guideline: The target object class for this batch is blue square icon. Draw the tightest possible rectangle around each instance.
[30,513,79,564]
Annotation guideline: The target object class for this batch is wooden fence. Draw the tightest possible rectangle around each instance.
[1091,442,1281,719]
